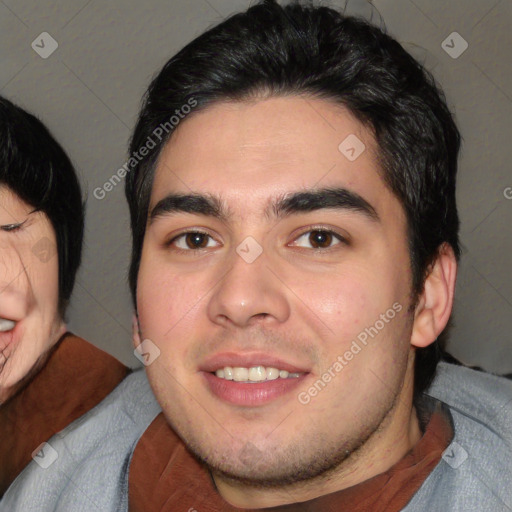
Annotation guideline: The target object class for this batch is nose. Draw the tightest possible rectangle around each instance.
[206,244,291,328]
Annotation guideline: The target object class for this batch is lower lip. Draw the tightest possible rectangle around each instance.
[202,371,308,406]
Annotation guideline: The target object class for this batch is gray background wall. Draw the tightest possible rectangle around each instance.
[1,0,511,373]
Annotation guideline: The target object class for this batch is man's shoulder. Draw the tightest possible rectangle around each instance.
[61,367,161,433]
[0,369,161,512]
[428,361,512,438]
[404,362,512,511]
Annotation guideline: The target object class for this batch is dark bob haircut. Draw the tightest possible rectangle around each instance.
[0,96,84,317]
[125,0,461,398]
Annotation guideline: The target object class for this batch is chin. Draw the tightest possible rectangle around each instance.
[206,449,299,486]
[187,430,354,490]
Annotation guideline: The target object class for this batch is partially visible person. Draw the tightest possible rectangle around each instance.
[0,96,129,496]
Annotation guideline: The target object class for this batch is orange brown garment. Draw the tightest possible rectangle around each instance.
[0,332,129,496]
[129,397,453,511]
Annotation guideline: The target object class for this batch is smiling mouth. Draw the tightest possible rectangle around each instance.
[0,318,16,333]
[213,366,302,382]
[203,367,308,406]
[201,353,310,405]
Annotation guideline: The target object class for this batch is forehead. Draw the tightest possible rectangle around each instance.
[150,96,400,222]
[0,185,32,221]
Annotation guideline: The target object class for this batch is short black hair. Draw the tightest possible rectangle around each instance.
[125,0,461,398]
[0,96,84,317]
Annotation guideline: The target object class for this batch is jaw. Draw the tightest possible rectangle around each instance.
[160,354,418,509]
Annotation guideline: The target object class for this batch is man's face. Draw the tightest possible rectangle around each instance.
[136,96,417,487]
[0,186,64,401]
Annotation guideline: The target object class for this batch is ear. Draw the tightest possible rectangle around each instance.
[410,243,458,348]
[132,312,142,349]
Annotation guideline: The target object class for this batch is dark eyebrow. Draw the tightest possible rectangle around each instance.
[269,187,379,222]
[149,187,379,224]
[150,193,230,223]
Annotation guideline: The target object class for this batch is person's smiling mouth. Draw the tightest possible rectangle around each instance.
[200,352,311,406]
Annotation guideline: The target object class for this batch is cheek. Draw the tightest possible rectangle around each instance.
[137,270,204,394]
[304,263,411,372]
[31,254,60,308]
[0,240,59,310]
[303,266,393,335]
[136,261,203,342]
[23,233,60,311]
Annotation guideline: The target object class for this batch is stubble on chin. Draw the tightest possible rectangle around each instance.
[182,395,398,492]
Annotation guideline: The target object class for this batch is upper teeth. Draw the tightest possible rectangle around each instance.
[215,366,301,382]
[0,318,16,332]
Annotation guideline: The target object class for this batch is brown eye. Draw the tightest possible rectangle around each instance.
[184,232,209,249]
[292,229,346,250]
[168,231,219,251]
[309,230,334,248]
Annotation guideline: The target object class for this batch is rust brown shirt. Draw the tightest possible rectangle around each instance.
[0,332,129,496]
